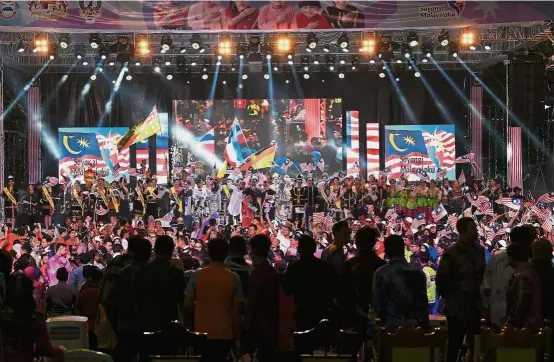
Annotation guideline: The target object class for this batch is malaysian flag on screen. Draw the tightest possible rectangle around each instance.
[385,128,455,179]
[508,127,523,189]
[366,123,380,177]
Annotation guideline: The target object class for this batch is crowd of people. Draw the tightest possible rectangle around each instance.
[1,168,554,361]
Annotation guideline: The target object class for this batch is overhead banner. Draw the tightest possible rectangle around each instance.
[0,1,552,31]
[384,125,455,181]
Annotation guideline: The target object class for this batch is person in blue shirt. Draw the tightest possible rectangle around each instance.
[69,252,93,289]
[373,235,429,331]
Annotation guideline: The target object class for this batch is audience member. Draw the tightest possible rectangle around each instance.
[224,235,252,295]
[321,220,349,277]
[437,217,485,362]
[185,237,244,362]
[244,234,280,362]
[373,235,429,331]
[284,234,338,331]
[530,239,554,322]
[76,265,103,349]
[44,267,77,317]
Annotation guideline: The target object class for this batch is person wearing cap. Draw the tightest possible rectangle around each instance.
[2,175,18,226]
[292,1,331,29]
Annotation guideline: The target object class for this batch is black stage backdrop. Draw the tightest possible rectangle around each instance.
[40,70,470,179]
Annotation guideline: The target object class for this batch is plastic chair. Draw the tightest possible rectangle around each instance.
[46,316,89,350]
[375,327,446,362]
[478,325,552,362]
[294,319,359,361]
[64,349,113,362]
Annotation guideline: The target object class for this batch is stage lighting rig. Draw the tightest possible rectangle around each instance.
[323,45,330,53]
[218,37,232,56]
[407,31,418,47]
[338,34,349,50]
[191,34,202,50]
[301,55,310,71]
[166,74,173,80]
[237,43,247,59]
[313,56,320,65]
[134,59,140,67]
[34,36,48,53]
[306,33,318,51]
[414,71,421,78]
[338,66,346,78]
[89,33,101,49]
[439,31,449,46]
[277,37,293,53]
[378,71,386,78]
[360,38,376,54]
[449,41,460,58]
[401,43,412,58]
[59,34,69,49]
[17,40,26,53]
[248,36,260,53]
[460,30,475,46]
[177,57,186,70]
[161,35,172,52]
[422,43,433,59]
[48,46,57,60]
[482,41,492,51]
[137,35,150,55]
[326,56,335,71]
[351,55,360,70]
[303,73,310,80]
[263,44,274,59]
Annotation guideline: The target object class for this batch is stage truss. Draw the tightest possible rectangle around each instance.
[0,22,552,74]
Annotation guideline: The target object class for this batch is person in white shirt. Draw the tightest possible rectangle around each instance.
[228,179,245,225]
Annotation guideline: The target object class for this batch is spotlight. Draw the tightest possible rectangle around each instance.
[161,35,172,51]
[414,71,421,78]
[166,74,173,80]
[329,65,335,71]
[191,60,197,67]
[89,34,101,49]
[379,72,386,78]
[286,79,290,84]
[323,45,330,53]
[48,46,57,59]
[165,59,171,66]
[154,66,161,73]
[137,36,150,54]
[303,73,310,80]
[339,59,346,65]
[338,34,349,49]
[482,41,492,50]
[264,73,270,80]
[242,74,248,80]
[396,77,400,82]
[223,80,227,85]
[401,43,412,58]
[360,38,376,54]
[202,74,208,80]
[313,57,320,65]
[191,34,202,50]
[422,58,428,63]
[90,74,97,80]
[17,40,25,53]
[82,60,89,66]
[34,36,48,53]
[59,35,69,49]
[277,37,293,53]
[134,60,140,66]
[76,50,83,59]
[469,45,476,51]
[304,66,309,71]
[306,33,318,50]
[126,74,133,81]
[449,41,459,58]
[237,43,247,59]
[422,42,434,58]
[288,60,293,65]
[263,44,274,59]
[338,73,345,79]
[273,66,278,71]
[338,66,345,78]
[180,46,187,54]
[218,38,232,56]
[396,59,402,64]
[369,59,376,64]
[407,31,418,47]
[248,36,260,53]
[439,31,449,46]
[460,30,474,46]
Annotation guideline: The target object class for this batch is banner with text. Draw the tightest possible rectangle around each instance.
[0,1,552,32]
[384,125,455,181]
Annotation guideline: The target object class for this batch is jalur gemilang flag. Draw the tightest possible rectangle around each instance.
[223,118,247,167]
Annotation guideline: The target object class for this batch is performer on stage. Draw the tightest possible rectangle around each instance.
[205,176,221,216]
[290,176,306,228]
[71,182,85,219]
[22,183,40,226]
[37,182,54,229]
[132,179,147,224]
[2,175,18,226]
[145,178,161,219]
[303,176,319,230]
[117,178,130,220]
[93,178,111,222]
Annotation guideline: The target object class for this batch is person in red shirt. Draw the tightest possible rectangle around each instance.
[0,222,18,252]
[225,1,259,30]
[241,190,256,228]
[292,1,331,29]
